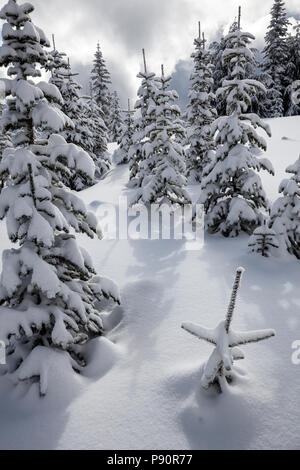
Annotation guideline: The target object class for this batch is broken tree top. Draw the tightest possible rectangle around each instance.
[182,267,275,389]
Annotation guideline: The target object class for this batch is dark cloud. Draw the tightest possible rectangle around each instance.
[170,59,193,111]
[289,11,300,20]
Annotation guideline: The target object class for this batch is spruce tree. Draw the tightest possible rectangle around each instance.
[254,71,283,118]
[270,156,300,258]
[210,37,230,117]
[114,99,135,165]
[186,25,217,182]
[0,0,119,395]
[284,24,300,116]
[84,87,111,177]
[46,35,69,103]
[263,0,290,117]
[0,102,12,192]
[91,42,112,133]
[128,50,157,186]
[248,220,279,257]
[200,25,274,237]
[213,16,263,118]
[109,90,122,142]
[210,19,242,116]
[131,66,190,206]
[47,47,110,184]
[292,80,300,106]
[59,61,104,189]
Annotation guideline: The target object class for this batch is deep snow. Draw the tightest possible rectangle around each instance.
[0,117,300,450]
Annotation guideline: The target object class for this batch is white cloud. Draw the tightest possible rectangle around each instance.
[6,0,300,106]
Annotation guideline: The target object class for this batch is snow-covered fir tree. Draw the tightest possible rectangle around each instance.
[210,36,231,117]
[46,36,69,109]
[210,18,244,116]
[128,50,157,185]
[0,0,119,395]
[91,42,112,133]
[109,90,122,142]
[61,65,94,188]
[284,23,300,116]
[131,66,190,206]
[270,156,300,258]
[59,61,108,189]
[199,27,274,237]
[182,267,275,392]
[254,70,283,118]
[83,84,111,177]
[114,99,135,165]
[212,11,264,119]
[186,26,217,182]
[262,0,290,117]
[292,80,300,106]
[0,102,12,192]
[47,47,110,184]
[248,220,279,257]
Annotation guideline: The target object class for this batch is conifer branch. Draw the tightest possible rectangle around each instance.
[28,163,37,208]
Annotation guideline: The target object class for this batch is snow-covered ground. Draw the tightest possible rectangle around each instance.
[0,117,300,450]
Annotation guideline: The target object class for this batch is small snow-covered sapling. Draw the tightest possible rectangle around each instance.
[182,267,275,392]
[114,98,135,165]
[270,155,300,259]
[248,220,279,257]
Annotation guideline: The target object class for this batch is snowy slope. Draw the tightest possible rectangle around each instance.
[0,118,300,450]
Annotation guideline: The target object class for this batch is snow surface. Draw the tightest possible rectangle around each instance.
[0,119,300,450]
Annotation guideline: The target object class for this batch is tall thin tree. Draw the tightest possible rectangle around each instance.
[186,24,217,182]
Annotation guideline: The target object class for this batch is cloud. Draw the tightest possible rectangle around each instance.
[4,0,300,108]
[170,60,193,111]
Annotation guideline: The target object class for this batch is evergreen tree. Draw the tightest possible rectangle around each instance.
[61,64,94,189]
[263,0,290,117]
[270,156,300,258]
[210,36,231,117]
[292,80,300,106]
[128,50,157,185]
[210,19,243,116]
[212,16,263,118]
[46,36,69,103]
[199,27,274,237]
[91,42,112,133]
[109,90,122,142]
[186,27,217,182]
[84,87,111,177]
[248,220,279,257]
[0,102,12,192]
[46,46,110,184]
[59,61,109,189]
[114,99,135,165]
[284,24,300,116]
[0,0,119,395]
[254,70,283,118]
[131,66,190,206]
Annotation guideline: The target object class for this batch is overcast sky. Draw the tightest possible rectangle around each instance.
[9,0,300,108]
